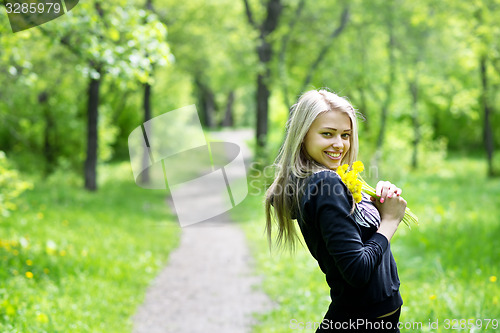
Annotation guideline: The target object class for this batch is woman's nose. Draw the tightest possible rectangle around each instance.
[331,136,342,149]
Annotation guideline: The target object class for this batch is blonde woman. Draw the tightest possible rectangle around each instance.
[265,89,407,332]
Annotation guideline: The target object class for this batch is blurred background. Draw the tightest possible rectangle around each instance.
[0,0,499,332]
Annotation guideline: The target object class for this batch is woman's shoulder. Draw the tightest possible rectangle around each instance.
[302,169,348,200]
[307,169,342,185]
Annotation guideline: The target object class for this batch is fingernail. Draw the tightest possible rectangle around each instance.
[380,198,384,203]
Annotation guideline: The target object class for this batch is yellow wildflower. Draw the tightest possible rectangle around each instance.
[490,276,497,283]
[26,259,33,266]
[338,161,419,227]
[429,294,437,301]
[25,271,33,279]
[352,161,364,173]
[337,162,364,203]
[336,164,349,179]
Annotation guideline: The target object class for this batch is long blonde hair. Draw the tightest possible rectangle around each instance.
[264,89,360,251]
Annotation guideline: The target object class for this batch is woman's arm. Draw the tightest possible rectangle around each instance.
[305,172,389,287]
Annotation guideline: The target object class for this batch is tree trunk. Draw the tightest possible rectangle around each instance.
[140,82,152,184]
[84,74,101,191]
[194,74,216,128]
[243,0,282,151]
[256,69,271,148]
[256,1,281,149]
[39,91,56,176]
[480,55,495,177]
[221,90,235,127]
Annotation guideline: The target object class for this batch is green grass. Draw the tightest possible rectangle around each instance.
[234,155,500,333]
[0,162,180,332]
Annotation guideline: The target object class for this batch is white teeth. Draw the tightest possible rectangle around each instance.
[326,152,341,158]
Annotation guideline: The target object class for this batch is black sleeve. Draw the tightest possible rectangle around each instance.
[305,171,389,287]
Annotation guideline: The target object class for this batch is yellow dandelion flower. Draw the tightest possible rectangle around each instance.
[337,163,363,203]
[490,276,497,283]
[337,164,348,178]
[26,259,33,266]
[429,294,437,301]
[352,161,364,173]
[337,161,418,225]
[353,193,363,203]
[43,268,50,274]
[25,271,33,279]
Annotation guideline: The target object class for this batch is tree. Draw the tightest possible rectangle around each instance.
[243,0,283,150]
[150,0,254,129]
[38,0,170,190]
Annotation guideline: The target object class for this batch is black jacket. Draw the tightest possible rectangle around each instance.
[297,170,403,319]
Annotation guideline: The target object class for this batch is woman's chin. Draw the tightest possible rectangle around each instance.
[325,160,341,170]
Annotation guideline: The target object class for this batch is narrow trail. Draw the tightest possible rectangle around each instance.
[132,129,275,333]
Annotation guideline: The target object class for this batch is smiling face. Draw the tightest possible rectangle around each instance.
[303,110,352,170]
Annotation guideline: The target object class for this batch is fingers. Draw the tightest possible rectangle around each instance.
[376,181,402,203]
[376,181,390,203]
[375,181,390,197]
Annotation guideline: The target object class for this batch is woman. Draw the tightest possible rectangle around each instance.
[265,89,407,332]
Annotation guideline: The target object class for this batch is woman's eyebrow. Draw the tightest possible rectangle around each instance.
[321,127,352,132]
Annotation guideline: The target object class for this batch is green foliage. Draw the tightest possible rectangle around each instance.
[1,0,500,176]
[0,152,33,217]
[235,154,500,333]
[0,162,180,332]
[0,0,172,175]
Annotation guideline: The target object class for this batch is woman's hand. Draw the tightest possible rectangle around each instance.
[370,181,407,241]
[375,181,402,204]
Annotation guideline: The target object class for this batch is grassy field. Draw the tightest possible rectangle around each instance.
[0,162,180,332]
[234,155,500,333]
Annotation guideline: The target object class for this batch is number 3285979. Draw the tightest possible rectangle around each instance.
[5,2,61,14]
[443,319,498,330]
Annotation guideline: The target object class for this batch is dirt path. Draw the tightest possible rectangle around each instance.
[132,129,274,333]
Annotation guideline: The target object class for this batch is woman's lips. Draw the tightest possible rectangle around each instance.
[324,151,342,160]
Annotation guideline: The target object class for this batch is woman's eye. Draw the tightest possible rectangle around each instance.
[321,132,332,137]
[341,133,350,139]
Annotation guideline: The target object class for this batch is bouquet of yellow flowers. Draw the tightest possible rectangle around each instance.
[337,161,418,228]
